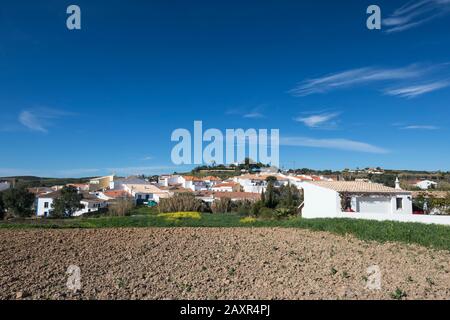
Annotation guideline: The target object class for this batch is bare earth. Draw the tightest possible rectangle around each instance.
[1,228,449,300]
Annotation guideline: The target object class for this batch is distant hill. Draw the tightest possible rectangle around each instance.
[0,176,93,188]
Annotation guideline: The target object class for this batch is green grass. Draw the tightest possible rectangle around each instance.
[2,207,450,251]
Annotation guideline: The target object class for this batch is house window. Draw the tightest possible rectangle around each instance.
[344,197,352,211]
[396,198,403,210]
[137,195,142,200]
[44,202,49,208]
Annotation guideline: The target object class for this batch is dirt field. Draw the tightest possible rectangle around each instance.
[1,227,449,300]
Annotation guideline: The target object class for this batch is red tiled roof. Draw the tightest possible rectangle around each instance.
[213,182,238,188]
[202,176,222,181]
[182,176,203,182]
[103,190,130,198]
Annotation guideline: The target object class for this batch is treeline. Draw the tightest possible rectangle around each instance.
[1,176,92,189]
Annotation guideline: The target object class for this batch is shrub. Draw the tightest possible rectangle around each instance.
[259,207,276,220]
[240,217,256,224]
[211,198,233,213]
[251,200,264,217]
[157,211,201,221]
[158,193,207,213]
[235,200,253,216]
[109,198,135,216]
[274,207,293,219]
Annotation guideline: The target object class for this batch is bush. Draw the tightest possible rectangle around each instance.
[157,211,201,221]
[159,193,207,213]
[211,198,233,213]
[414,193,450,215]
[240,217,256,224]
[251,200,264,217]
[259,207,277,220]
[274,207,293,219]
[109,198,135,216]
[235,200,253,216]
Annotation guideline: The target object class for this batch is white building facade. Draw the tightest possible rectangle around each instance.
[300,181,413,218]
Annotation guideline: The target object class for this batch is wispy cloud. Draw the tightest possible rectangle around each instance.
[383,0,450,33]
[140,156,154,161]
[384,80,450,98]
[401,125,440,130]
[294,112,340,128]
[290,65,426,96]
[19,111,47,132]
[226,105,266,119]
[290,63,450,98]
[280,136,388,154]
[18,108,75,133]
[243,111,265,119]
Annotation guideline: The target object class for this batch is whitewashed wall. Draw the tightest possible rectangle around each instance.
[301,183,341,218]
[313,212,450,226]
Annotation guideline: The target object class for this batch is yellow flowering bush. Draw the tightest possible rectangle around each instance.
[157,211,202,221]
[239,217,256,224]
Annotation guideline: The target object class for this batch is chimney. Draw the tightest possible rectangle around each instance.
[395,177,401,190]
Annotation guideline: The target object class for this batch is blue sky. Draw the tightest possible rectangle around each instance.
[1,0,450,177]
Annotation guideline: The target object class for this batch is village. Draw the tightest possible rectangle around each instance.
[1,165,449,225]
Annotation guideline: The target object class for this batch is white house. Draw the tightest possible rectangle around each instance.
[0,181,11,192]
[179,176,208,191]
[158,174,183,187]
[211,182,241,192]
[75,198,108,216]
[122,183,170,204]
[233,174,267,193]
[415,180,438,190]
[110,176,147,190]
[36,192,107,217]
[300,181,413,218]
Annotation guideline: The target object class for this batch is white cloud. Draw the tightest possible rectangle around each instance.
[384,81,450,98]
[280,137,388,154]
[290,65,426,96]
[19,111,48,132]
[383,0,450,33]
[226,105,266,119]
[294,112,340,128]
[401,125,439,130]
[18,108,75,133]
[243,112,264,119]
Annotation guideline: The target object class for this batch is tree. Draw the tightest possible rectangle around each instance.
[260,190,265,204]
[264,181,277,209]
[2,188,35,218]
[0,194,4,219]
[52,186,83,218]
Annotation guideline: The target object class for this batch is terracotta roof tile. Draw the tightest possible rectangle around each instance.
[308,181,410,194]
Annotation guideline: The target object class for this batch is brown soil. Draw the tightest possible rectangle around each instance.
[1,228,449,300]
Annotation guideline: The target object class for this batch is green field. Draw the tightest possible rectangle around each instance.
[1,207,450,251]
